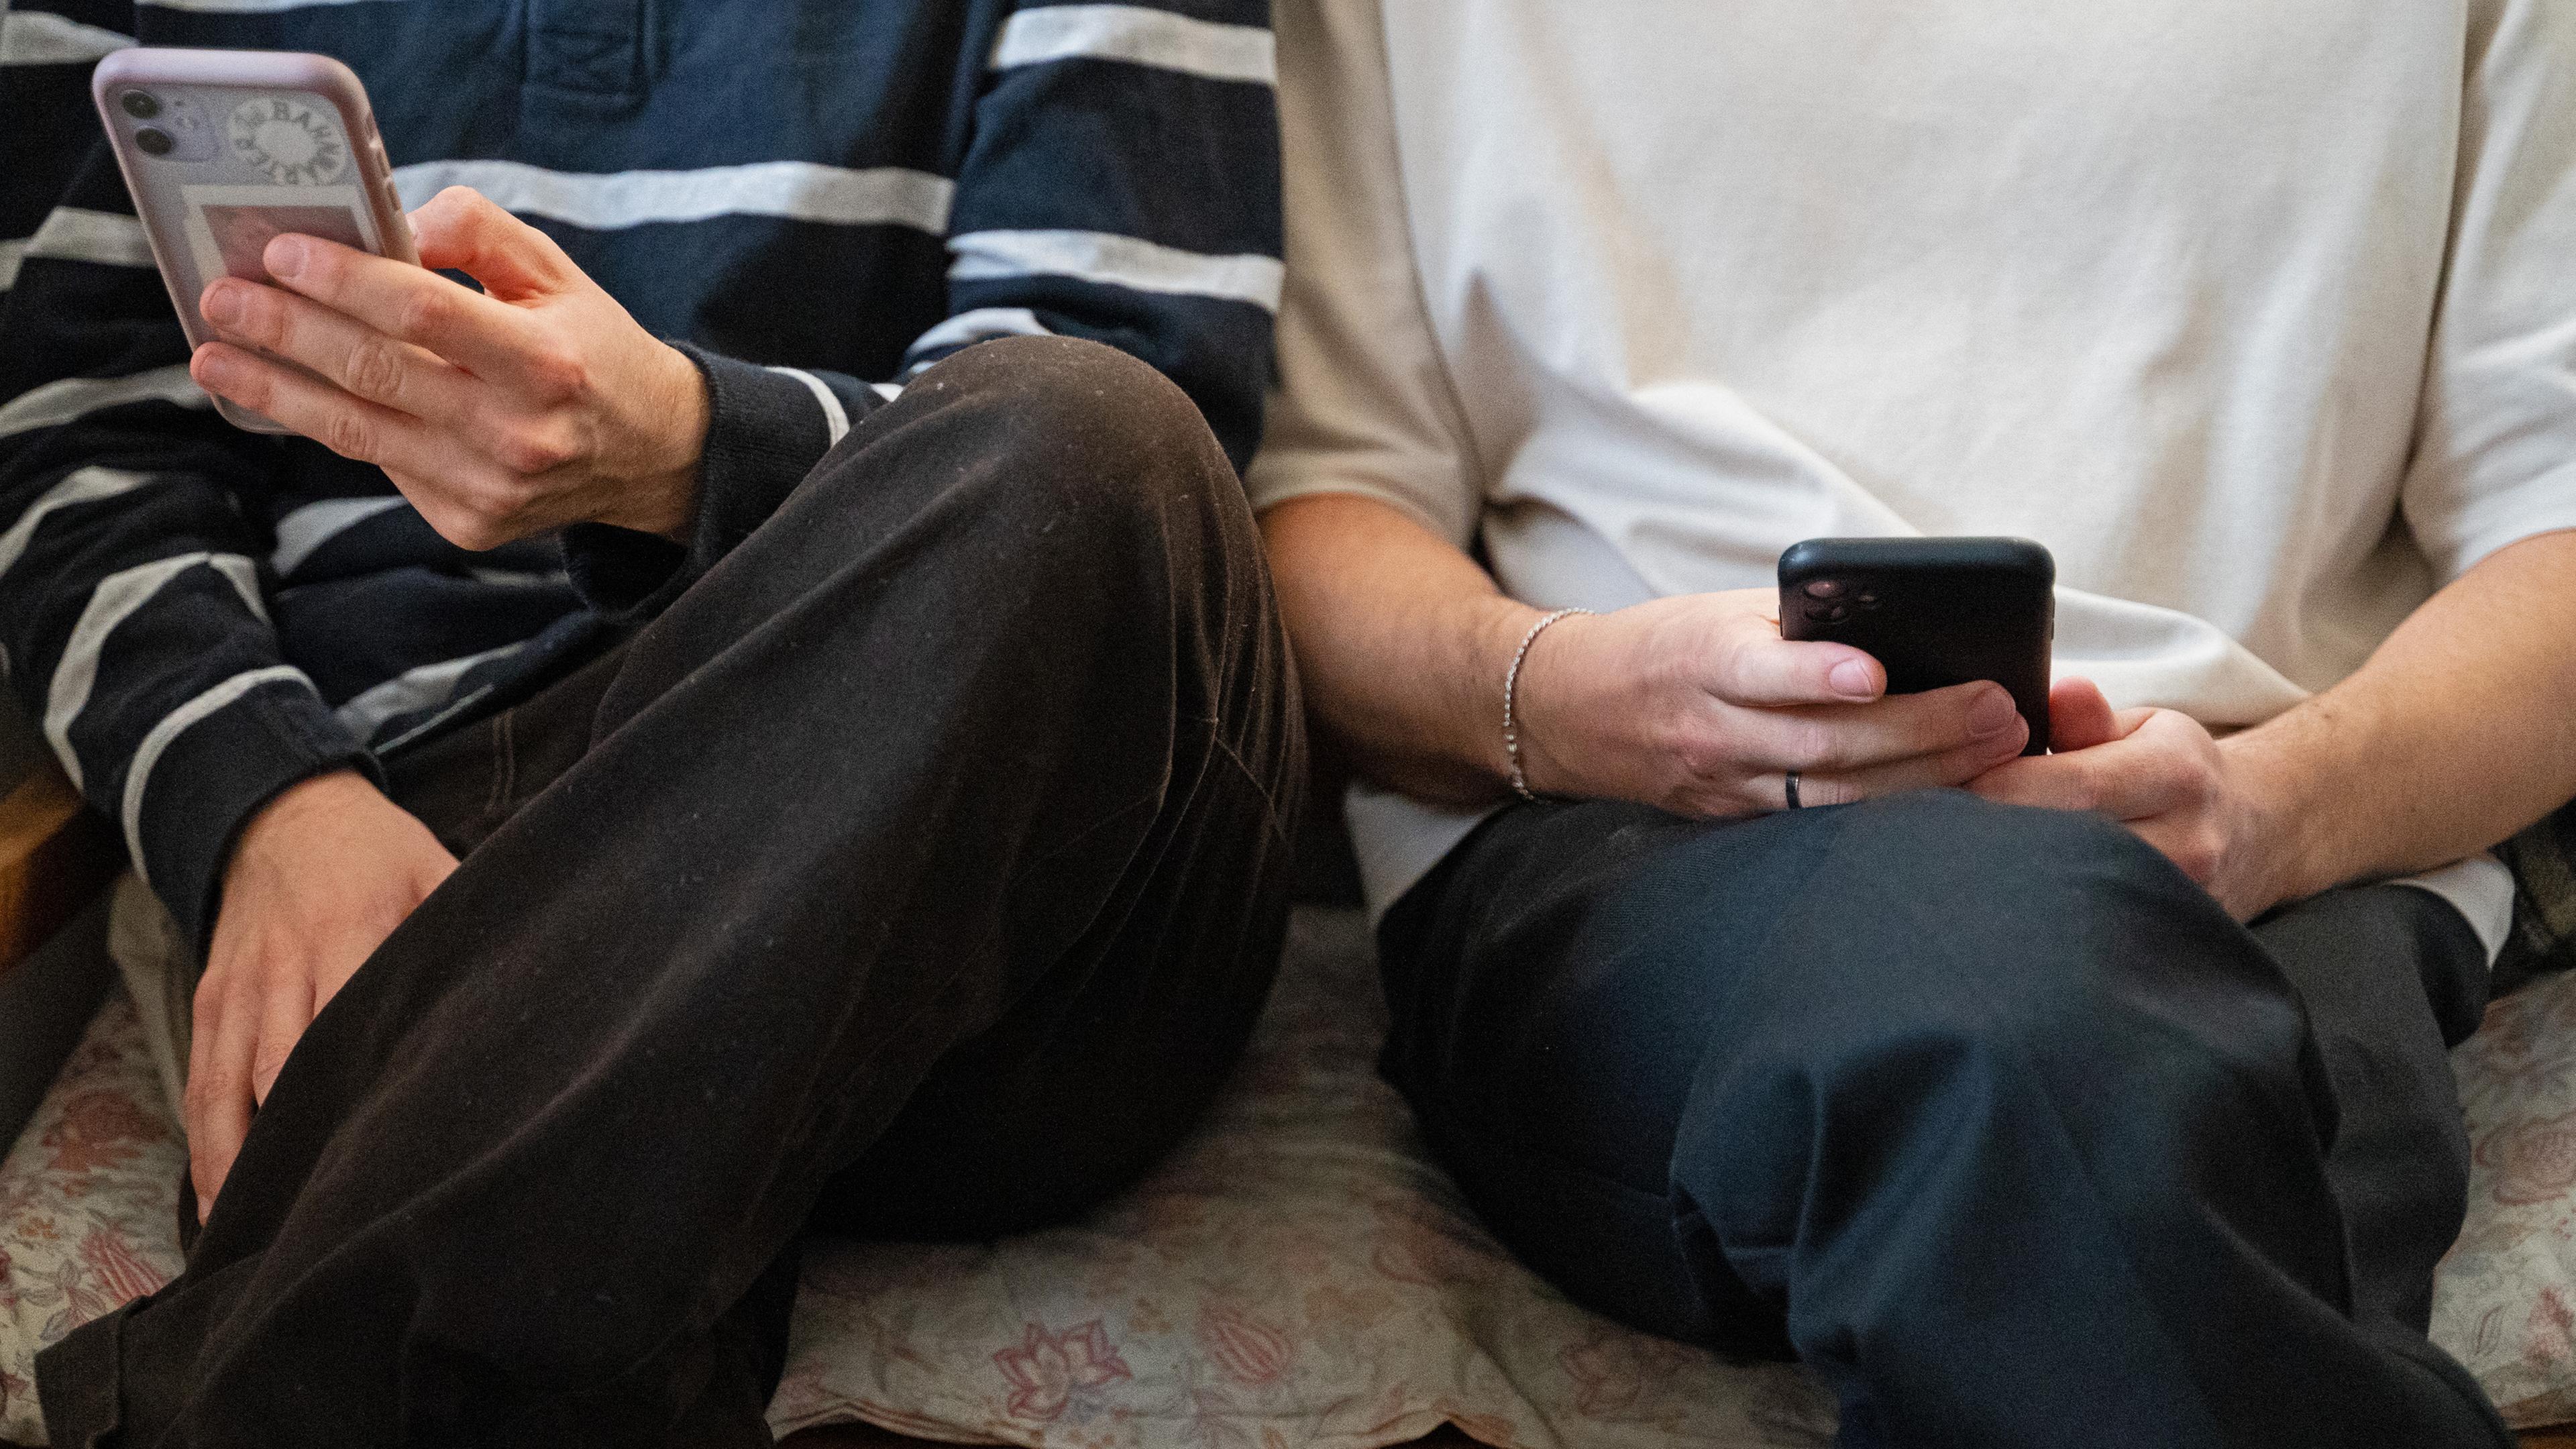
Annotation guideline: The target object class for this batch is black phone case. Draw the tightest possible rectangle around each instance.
[1778,537,2055,754]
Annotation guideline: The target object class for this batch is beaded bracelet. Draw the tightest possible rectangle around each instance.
[1503,607,1593,803]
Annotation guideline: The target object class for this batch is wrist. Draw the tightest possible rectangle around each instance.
[1503,606,1600,797]
[1454,594,1548,788]
[618,342,711,543]
[2216,729,2330,912]
[230,769,379,881]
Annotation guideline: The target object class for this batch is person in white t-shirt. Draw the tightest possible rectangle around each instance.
[1250,1,2576,1442]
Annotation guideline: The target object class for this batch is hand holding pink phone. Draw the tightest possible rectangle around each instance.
[93,48,417,434]
[93,50,709,547]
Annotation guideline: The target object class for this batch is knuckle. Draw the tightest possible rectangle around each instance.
[189,977,225,1028]
[394,286,456,343]
[2177,839,2222,884]
[469,476,529,522]
[1709,636,1765,704]
[1805,774,1859,808]
[252,1042,292,1084]
[2155,757,2206,807]
[343,337,408,401]
[417,500,474,547]
[429,495,511,550]
[492,426,575,476]
[217,358,275,409]
[319,410,378,463]
[523,342,589,400]
[1776,717,1839,772]
[1666,719,1733,783]
[229,286,284,344]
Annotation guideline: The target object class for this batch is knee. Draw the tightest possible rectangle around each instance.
[1660,794,2344,1293]
[1761,792,2317,1116]
[782,335,1263,629]
[906,335,1243,535]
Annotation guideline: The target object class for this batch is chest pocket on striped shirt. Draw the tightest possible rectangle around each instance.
[527,0,646,101]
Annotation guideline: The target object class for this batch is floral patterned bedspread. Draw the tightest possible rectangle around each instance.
[5,906,2575,1446]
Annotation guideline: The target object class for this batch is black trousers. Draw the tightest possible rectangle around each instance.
[1379,790,2506,1449]
[37,337,1305,1447]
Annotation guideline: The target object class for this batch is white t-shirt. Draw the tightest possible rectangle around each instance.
[1248,0,2576,955]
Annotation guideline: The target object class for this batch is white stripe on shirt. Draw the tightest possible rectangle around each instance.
[902,307,1053,372]
[333,639,526,741]
[0,11,134,64]
[0,367,210,441]
[765,368,851,447]
[120,664,315,887]
[949,229,1284,311]
[392,160,955,235]
[272,494,411,577]
[464,566,572,589]
[0,468,155,582]
[0,209,156,290]
[989,5,1275,86]
[45,551,264,791]
[140,0,386,11]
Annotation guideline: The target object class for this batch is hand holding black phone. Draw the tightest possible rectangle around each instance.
[1778,537,2055,755]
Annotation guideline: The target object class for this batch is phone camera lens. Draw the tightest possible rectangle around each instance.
[1801,580,1844,600]
[134,127,175,157]
[1806,602,1849,624]
[120,91,161,119]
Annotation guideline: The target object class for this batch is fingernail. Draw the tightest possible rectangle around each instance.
[1829,659,1876,698]
[200,282,243,329]
[1972,688,2019,736]
[193,346,237,389]
[266,234,308,279]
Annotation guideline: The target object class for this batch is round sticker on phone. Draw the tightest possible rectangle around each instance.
[227,97,347,186]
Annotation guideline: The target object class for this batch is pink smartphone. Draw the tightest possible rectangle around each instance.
[92,48,417,435]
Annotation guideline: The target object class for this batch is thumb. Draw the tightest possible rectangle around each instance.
[410,186,578,300]
[2047,677,2122,753]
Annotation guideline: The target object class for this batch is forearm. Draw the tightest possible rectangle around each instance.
[2229,528,2576,904]
[1259,492,1538,804]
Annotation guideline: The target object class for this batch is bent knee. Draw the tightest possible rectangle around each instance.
[785,335,1256,596]
[910,334,1232,496]
[1764,792,2310,1081]
[895,337,1254,575]
[1825,790,2225,948]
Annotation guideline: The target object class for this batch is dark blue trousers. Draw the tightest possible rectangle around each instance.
[1378,790,2507,1448]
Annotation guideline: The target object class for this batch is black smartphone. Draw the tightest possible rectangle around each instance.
[1778,537,2055,755]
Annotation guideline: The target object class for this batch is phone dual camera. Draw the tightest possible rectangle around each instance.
[115,89,215,161]
[1794,576,1882,627]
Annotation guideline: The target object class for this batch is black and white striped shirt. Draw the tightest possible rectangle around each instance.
[0,0,1282,949]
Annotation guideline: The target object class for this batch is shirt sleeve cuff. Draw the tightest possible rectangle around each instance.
[129,676,382,955]
[560,343,879,617]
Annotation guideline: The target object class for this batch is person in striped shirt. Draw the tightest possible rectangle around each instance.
[0,3,1299,1443]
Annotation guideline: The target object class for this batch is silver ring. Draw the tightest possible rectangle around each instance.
[1784,771,1803,810]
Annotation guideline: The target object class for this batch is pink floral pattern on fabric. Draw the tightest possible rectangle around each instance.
[2436,964,2576,1428]
[994,1320,1134,1421]
[0,996,186,1446]
[14,910,2576,1444]
[769,910,1842,1448]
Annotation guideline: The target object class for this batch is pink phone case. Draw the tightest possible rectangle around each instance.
[92,49,418,435]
